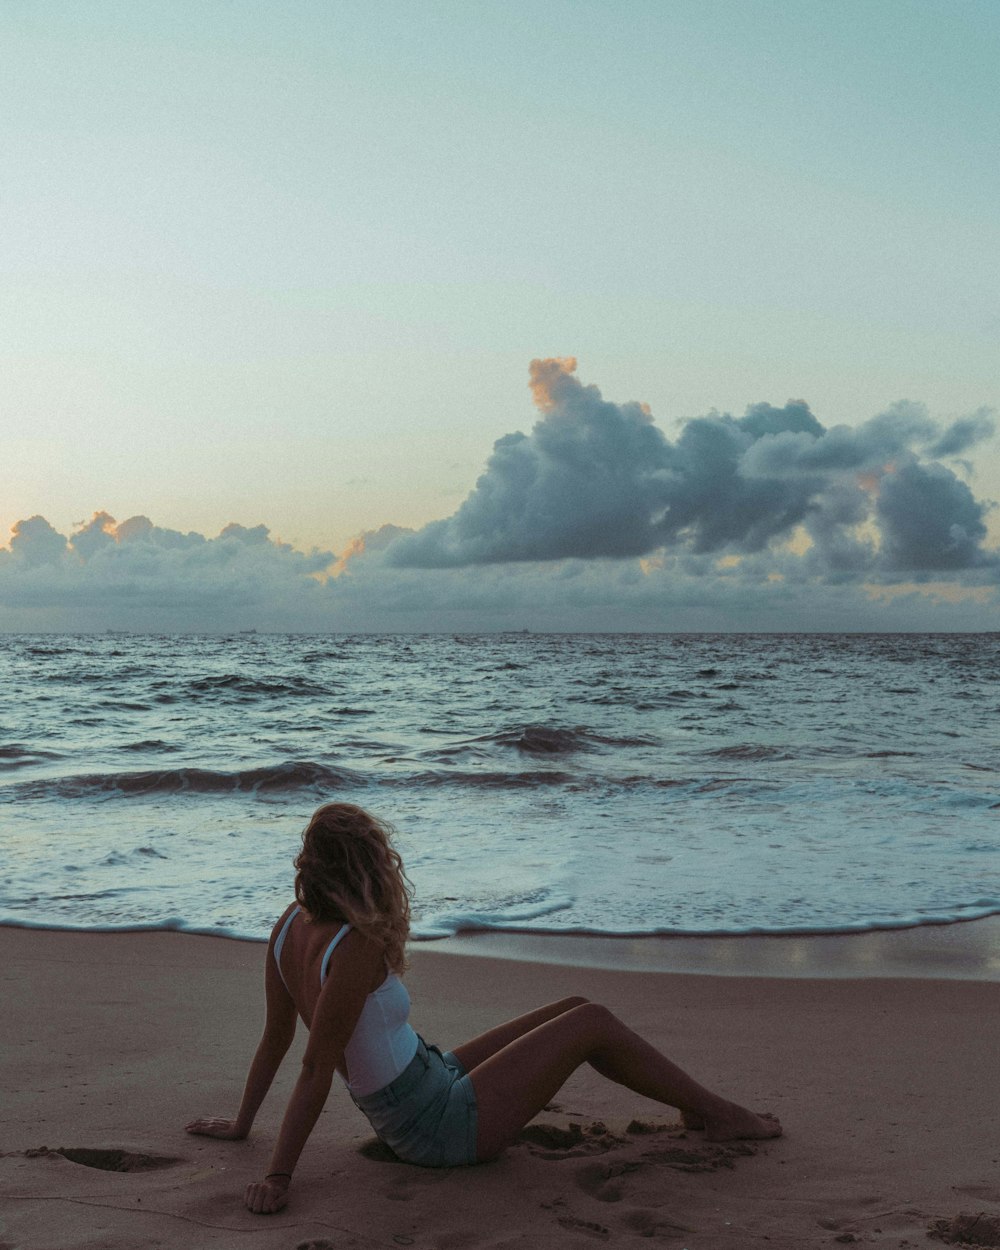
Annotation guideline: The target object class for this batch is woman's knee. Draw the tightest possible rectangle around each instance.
[557,995,589,1012]
[568,1001,618,1032]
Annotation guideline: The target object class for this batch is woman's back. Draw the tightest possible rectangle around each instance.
[270,903,418,1095]
[271,903,356,1025]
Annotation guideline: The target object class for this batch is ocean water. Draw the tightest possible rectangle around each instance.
[1,632,997,943]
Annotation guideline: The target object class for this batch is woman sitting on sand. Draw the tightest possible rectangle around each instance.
[186,803,780,1214]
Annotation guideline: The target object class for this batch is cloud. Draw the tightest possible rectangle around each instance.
[925,408,996,459]
[332,523,414,575]
[219,522,273,546]
[389,358,674,565]
[389,360,999,581]
[0,512,335,632]
[8,516,69,566]
[70,511,207,560]
[876,460,991,572]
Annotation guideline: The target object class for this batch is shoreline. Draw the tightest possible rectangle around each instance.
[2,911,998,980]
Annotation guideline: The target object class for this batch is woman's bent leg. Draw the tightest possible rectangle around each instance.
[450,997,588,1074]
[469,1002,781,1161]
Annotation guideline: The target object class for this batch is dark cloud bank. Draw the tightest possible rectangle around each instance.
[2,361,997,631]
[389,358,997,580]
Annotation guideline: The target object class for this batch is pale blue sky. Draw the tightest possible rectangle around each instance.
[2,0,998,629]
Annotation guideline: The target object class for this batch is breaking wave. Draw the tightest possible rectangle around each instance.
[14,760,365,799]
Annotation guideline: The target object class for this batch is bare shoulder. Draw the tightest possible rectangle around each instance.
[267,901,299,950]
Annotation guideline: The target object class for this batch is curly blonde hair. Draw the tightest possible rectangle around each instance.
[294,803,411,972]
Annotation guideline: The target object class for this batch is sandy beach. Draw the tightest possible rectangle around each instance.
[2,924,998,1250]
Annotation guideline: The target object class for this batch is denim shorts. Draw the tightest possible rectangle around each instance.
[350,1036,478,1167]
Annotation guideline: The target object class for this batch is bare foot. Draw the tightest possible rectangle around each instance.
[703,1104,782,1142]
[680,1111,705,1130]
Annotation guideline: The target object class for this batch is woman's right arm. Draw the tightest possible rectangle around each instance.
[186,911,297,1141]
[229,953,298,1137]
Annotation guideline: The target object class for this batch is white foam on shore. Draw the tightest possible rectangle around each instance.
[0,915,266,943]
[3,911,1000,979]
[4,900,1000,945]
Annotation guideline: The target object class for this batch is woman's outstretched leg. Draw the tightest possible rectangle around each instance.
[469,1001,781,1161]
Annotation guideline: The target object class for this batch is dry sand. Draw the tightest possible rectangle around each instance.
[2,923,998,1250]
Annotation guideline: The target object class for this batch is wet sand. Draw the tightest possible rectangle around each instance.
[2,922,998,1249]
[436,912,1000,979]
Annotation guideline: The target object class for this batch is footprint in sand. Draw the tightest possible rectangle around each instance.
[22,1146,181,1172]
[557,1215,611,1241]
[532,1120,766,1244]
[575,1159,645,1203]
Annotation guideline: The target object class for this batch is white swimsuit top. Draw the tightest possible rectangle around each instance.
[273,906,418,1096]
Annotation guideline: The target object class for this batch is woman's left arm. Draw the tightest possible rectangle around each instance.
[186,920,297,1141]
[244,930,385,1214]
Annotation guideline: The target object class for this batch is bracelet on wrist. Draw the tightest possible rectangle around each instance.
[265,1171,292,1182]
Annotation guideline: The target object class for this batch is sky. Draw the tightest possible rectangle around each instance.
[3,0,999,631]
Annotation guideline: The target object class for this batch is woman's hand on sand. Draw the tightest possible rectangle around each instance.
[244,1175,290,1214]
[184,1117,246,1140]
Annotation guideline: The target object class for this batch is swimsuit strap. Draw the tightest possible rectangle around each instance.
[320,923,352,984]
[272,905,301,991]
